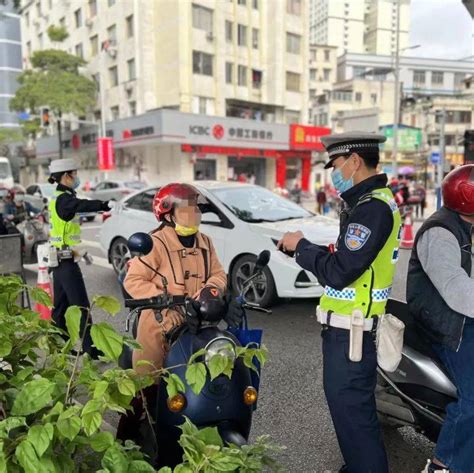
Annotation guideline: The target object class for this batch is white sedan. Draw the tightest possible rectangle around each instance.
[100,181,339,306]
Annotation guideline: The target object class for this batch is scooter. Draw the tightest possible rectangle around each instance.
[119,232,271,467]
[16,212,49,264]
[375,298,456,442]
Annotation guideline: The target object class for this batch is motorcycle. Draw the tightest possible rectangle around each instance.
[375,298,456,443]
[119,232,271,467]
[16,212,49,264]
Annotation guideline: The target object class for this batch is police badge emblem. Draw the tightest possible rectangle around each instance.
[345,223,372,251]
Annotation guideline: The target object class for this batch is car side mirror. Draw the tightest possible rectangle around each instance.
[128,232,153,256]
[201,212,220,224]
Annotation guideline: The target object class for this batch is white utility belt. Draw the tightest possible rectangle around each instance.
[316,306,375,331]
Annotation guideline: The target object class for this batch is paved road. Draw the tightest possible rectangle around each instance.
[25,220,432,473]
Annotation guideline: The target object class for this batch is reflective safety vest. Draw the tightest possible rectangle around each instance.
[49,190,81,248]
[319,188,402,319]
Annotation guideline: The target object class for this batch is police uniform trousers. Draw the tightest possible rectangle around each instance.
[51,259,96,357]
[322,326,388,473]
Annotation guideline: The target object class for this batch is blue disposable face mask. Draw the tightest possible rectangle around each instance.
[69,174,81,190]
[331,158,355,194]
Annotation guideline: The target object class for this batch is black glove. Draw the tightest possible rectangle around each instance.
[186,300,201,335]
[100,200,111,211]
[224,297,245,328]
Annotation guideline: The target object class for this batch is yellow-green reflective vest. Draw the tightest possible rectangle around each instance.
[49,190,81,248]
[319,188,402,318]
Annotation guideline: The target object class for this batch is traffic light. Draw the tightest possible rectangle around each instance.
[41,107,50,127]
[464,130,474,164]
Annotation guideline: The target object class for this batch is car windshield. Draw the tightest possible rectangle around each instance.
[124,181,147,190]
[211,186,311,222]
[39,184,56,198]
[0,162,11,179]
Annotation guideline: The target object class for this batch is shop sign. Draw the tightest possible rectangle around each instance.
[289,124,331,151]
[122,126,155,139]
[380,126,422,152]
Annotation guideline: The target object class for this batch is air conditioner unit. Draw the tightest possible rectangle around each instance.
[108,49,117,59]
[86,18,94,27]
[124,82,135,93]
[206,32,214,41]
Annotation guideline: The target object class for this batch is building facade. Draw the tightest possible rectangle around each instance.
[310,0,410,55]
[0,0,21,128]
[20,0,311,190]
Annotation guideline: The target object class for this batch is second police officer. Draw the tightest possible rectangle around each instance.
[278,132,402,473]
[48,158,112,357]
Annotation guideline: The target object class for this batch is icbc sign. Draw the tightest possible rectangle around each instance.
[290,124,331,151]
[189,124,225,140]
[97,137,115,171]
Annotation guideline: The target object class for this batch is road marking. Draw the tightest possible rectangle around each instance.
[23,254,112,274]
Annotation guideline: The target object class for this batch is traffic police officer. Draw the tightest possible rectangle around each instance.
[278,132,402,473]
[48,158,111,357]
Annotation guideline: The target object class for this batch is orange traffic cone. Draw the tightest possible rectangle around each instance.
[35,245,53,320]
[400,209,414,249]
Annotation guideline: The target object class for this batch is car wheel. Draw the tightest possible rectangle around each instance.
[86,216,95,222]
[230,254,277,308]
[110,237,130,274]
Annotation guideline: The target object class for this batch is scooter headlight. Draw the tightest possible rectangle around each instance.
[204,337,236,365]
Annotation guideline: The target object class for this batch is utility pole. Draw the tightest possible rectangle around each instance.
[436,109,446,209]
[391,0,401,178]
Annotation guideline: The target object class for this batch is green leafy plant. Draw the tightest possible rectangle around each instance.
[47,25,69,43]
[0,275,279,472]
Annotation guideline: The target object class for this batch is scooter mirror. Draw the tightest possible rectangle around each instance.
[127,232,153,256]
[253,250,270,274]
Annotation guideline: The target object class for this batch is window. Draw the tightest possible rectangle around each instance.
[237,24,247,46]
[253,0,258,8]
[36,2,41,16]
[318,113,328,126]
[238,65,247,86]
[310,69,316,81]
[252,69,262,89]
[107,24,117,42]
[238,0,246,4]
[59,16,65,27]
[26,41,32,55]
[323,68,330,80]
[432,71,444,86]
[285,111,300,124]
[225,20,233,42]
[108,0,115,5]
[90,35,98,56]
[454,72,466,88]
[109,66,118,87]
[25,12,29,26]
[192,4,213,33]
[355,92,362,102]
[225,62,233,84]
[413,70,425,85]
[286,72,301,92]
[287,0,301,15]
[324,49,330,61]
[74,8,82,28]
[192,51,213,76]
[286,33,301,54]
[192,97,215,115]
[129,101,136,116]
[38,32,43,48]
[126,15,134,38]
[110,106,119,120]
[75,43,83,59]
[353,66,365,78]
[89,0,97,17]
[127,58,136,81]
[371,93,377,105]
[252,28,259,49]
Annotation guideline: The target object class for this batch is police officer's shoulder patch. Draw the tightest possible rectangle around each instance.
[345,223,372,251]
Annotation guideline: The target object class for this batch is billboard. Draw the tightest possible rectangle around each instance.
[380,126,422,152]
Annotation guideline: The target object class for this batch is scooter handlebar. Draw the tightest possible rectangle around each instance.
[124,295,187,310]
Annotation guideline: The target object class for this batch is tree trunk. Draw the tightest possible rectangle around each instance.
[57,112,63,159]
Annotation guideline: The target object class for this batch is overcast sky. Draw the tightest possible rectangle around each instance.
[409,0,474,59]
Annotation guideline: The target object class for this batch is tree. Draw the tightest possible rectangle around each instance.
[0,127,23,157]
[10,49,97,159]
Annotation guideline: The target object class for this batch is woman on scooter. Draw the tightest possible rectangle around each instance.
[123,183,229,376]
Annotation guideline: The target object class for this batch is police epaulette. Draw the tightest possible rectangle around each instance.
[356,193,374,206]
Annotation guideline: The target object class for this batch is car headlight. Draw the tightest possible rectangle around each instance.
[204,337,236,365]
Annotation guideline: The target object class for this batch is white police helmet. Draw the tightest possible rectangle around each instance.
[48,158,80,175]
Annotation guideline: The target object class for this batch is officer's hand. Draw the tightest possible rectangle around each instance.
[224,297,244,328]
[277,231,304,252]
[100,201,111,212]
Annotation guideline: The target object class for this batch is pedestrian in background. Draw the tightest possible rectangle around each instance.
[316,187,327,214]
